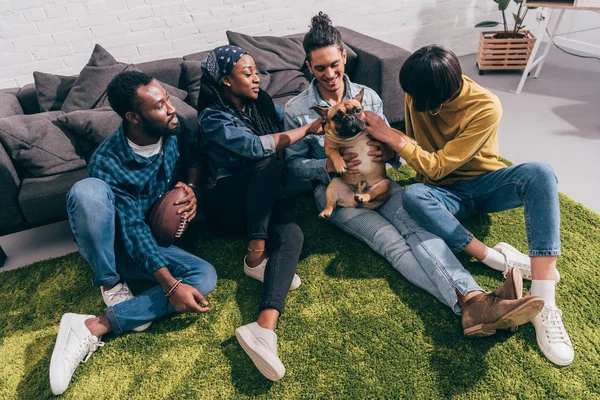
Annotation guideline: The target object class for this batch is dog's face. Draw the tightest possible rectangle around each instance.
[312,88,365,140]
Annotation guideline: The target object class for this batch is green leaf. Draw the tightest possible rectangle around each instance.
[513,12,522,24]
[475,21,501,28]
[498,0,511,10]
[513,0,523,4]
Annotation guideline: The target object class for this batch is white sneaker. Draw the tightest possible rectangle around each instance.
[101,282,152,332]
[243,257,301,291]
[494,242,560,283]
[532,305,574,366]
[49,313,105,395]
[235,322,285,381]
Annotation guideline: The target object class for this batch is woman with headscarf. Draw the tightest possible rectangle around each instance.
[197,45,323,381]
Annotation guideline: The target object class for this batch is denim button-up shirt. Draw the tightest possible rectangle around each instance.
[199,105,284,189]
[89,116,198,275]
[284,75,389,184]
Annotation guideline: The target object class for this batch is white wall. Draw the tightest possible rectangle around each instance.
[0,0,513,89]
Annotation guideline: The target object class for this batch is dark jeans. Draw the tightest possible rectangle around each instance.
[204,156,303,314]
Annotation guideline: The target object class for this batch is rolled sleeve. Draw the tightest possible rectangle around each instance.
[259,134,276,155]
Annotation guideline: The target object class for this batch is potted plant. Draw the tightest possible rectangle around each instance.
[475,0,537,75]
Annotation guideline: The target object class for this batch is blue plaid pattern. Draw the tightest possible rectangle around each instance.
[89,118,197,275]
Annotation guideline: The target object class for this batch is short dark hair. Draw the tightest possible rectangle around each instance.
[107,70,153,119]
[399,45,462,112]
[303,12,343,61]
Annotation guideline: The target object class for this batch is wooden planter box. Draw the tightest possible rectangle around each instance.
[476,30,536,75]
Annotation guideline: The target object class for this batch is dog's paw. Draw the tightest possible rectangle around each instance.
[333,160,347,174]
[319,207,334,219]
[354,194,370,205]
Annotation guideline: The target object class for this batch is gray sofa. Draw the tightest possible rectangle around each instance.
[0,27,411,266]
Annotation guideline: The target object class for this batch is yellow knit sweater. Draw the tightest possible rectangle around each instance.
[399,75,507,186]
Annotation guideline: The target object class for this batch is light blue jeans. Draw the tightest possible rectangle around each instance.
[67,178,218,335]
[315,180,483,314]
[402,163,561,256]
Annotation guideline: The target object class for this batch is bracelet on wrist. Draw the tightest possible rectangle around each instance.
[187,183,198,195]
[165,279,183,298]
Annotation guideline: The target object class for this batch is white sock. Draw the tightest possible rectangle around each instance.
[531,280,556,307]
[481,247,506,272]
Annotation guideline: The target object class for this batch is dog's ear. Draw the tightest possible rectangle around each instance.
[354,88,365,104]
[311,106,330,119]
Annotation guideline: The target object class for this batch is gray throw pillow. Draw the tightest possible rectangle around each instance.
[227,31,306,72]
[0,93,23,118]
[33,71,78,112]
[227,30,358,78]
[62,45,188,113]
[0,111,86,177]
[58,97,198,160]
[260,70,310,100]
[57,107,121,148]
[181,60,202,109]
[61,44,130,112]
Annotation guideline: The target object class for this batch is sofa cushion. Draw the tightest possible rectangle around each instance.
[62,45,188,113]
[58,96,198,160]
[16,84,40,115]
[57,107,121,159]
[0,92,24,118]
[0,111,86,177]
[61,44,132,113]
[33,71,77,112]
[136,58,183,89]
[19,167,89,225]
[227,30,307,72]
[181,60,202,109]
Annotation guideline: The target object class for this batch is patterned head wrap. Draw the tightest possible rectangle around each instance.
[201,45,248,84]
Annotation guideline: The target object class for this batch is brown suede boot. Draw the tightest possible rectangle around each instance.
[461,290,544,337]
[493,267,523,333]
[494,266,523,300]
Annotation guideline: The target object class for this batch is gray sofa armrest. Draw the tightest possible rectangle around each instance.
[0,91,24,119]
[0,141,25,233]
[338,27,412,124]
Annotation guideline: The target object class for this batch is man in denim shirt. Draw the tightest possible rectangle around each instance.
[285,14,543,339]
[49,71,217,395]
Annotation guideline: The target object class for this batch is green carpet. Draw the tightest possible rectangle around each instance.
[1,163,600,399]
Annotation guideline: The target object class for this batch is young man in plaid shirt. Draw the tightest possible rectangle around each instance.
[49,71,217,395]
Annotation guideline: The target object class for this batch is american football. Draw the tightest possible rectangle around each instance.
[148,187,189,247]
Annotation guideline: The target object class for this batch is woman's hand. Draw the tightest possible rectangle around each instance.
[307,117,326,135]
[364,111,407,153]
[367,139,395,163]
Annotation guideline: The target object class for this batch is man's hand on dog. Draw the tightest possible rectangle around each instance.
[327,147,361,175]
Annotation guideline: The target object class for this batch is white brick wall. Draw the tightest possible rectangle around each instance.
[0,0,518,89]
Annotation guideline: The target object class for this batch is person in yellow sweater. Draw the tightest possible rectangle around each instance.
[364,45,573,366]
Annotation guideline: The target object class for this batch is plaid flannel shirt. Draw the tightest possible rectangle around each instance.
[88,117,199,275]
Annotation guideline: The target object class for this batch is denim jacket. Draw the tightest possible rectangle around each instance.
[284,75,389,185]
[199,105,284,188]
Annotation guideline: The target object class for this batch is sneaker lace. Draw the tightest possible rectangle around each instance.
[73,336,104,370]
[541,307,569,344]
[106,284,132,304]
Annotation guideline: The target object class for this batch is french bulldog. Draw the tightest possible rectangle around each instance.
[313,88,391,219]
